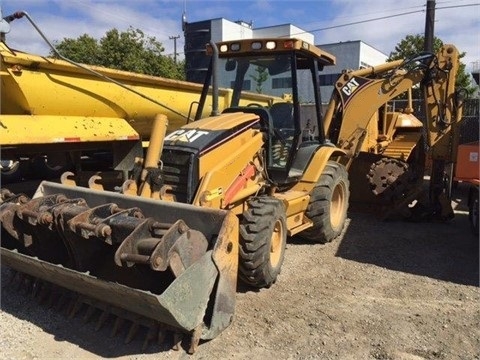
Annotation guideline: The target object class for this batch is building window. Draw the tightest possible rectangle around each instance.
[230,79,251,90]
[360,61,372,69]
[272,77,292,89]
[319,73,341,86]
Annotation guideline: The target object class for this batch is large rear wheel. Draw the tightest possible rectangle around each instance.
[300,161,349,243]
[239,196,287,288]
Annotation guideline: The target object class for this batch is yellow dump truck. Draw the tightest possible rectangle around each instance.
[0,11,278,183]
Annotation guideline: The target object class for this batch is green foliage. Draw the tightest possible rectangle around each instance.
[388,34,476,95]
[250,66,269,93]
[52,27,185,80]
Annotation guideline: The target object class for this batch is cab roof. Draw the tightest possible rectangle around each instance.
[213,38,336,67]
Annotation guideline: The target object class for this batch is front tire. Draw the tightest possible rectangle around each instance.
[300,161,349,243]
[239,196,287,288]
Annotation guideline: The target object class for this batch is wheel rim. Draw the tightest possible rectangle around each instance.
[269,219,284,268]
[0,160,19,173]
[330,182,346,229]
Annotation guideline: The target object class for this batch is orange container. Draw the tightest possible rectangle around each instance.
[455,141,480,181]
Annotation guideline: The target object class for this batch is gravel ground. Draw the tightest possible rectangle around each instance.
[0,182,479,360]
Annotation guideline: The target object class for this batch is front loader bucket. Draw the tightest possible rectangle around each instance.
[0,182,238,351]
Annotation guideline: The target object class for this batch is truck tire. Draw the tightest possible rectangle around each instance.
[0,160,23,184]
[469,186,479,236]
[300,161,349,243]
[239,196,287,288]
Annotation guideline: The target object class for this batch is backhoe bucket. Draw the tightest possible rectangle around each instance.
[0,181,238,348]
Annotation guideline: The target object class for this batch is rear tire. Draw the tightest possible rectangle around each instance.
[239,196,287,288]
[0,159,23,184]
[300,161,349,243]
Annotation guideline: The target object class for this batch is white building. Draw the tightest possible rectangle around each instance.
[317,41,388,101]
[183,18,387,104]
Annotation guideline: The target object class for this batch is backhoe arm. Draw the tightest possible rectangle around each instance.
[323,45,461,160]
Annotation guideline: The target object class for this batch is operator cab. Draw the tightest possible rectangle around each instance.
[200,38,336,185]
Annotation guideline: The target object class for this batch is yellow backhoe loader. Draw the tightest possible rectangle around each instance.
[0,37,463,353]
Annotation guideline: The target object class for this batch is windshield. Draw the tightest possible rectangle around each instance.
[220,54,293,107]
[220,53,318,106]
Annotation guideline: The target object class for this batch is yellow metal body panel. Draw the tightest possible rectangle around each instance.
[291,146,347,192]
[382,132,422,160]
[0,42,278,142]
[195,132,265,208]
[0,115,139,145]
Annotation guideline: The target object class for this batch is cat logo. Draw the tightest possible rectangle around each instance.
[165,129,209,143]
[341,77,360,96]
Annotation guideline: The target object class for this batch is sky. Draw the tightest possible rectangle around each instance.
[1,0,479,71]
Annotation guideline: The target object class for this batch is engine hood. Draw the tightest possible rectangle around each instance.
[163,111,260,154]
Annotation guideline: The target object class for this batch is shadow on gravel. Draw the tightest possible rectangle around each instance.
[334,183,479,287]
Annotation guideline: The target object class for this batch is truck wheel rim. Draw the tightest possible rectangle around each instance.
[331,182,346,229]
[270,219,284,268]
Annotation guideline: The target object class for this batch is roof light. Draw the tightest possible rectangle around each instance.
[251,41,262,50]
[230,43,241,51]
[219,44,228,52]
[266,41,276,50]
[284,40,295,49]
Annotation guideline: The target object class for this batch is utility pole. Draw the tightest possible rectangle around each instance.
[423,0,451,216]
[424,0,435,52]
[169,35,180,64]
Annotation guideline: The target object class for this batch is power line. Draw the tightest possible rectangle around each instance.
[303,10,423,35]
[288,3,479,38]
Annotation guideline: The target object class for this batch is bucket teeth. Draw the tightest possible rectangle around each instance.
[157,327,166,345]
[83,305,96,324]
[95,309,110,331]
[31,279,42,298]
[55,291,69,311]
[22,275,33,295]
[188,325,203,355]
[68,298,83,319]
[142,325,158,351]
[172,332,183,351]
[111,317,125,337]
[46,289,58,309]
[38,284,51,304]
[125,322,140,344]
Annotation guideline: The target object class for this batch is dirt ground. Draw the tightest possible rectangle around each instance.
[0,181,479,360]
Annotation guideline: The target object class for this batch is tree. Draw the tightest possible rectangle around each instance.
[388,34,476,95]
[52,27,185,80]
[250,66,269,93]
